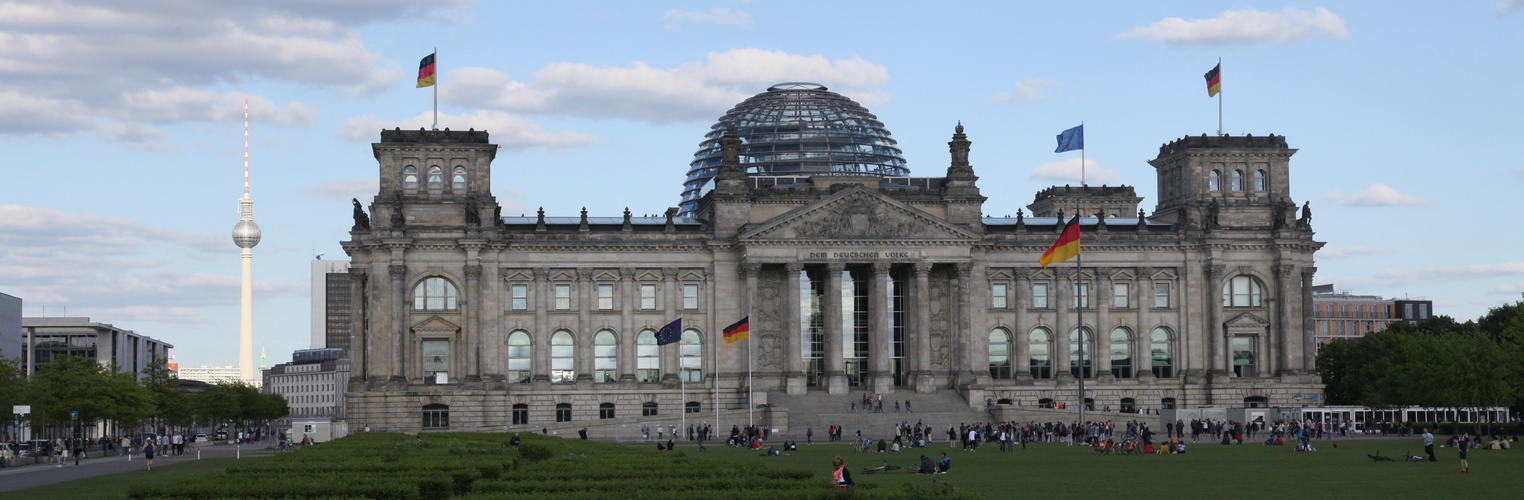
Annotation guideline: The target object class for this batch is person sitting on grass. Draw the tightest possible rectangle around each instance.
[667,438,675,450]
[937,452,951,473]
[832,456,854,490]
[877,439,886,453]
[764,446,788,456]
[919,454,934,474]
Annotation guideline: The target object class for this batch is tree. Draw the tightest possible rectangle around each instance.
[141,359,190,428]
[0,353,25,441]
[25,355,147,438]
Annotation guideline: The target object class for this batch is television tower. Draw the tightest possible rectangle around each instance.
[231,99,262,384]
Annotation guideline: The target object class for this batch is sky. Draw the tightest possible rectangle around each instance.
[1,1,1522,368]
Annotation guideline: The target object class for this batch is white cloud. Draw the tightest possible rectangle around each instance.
[986,79,1061,105]
[336,110,597,150]
[1490,281,1524,294]
[1504,1,1524,15]
[1513,167,1524,175]
[1029,158,1121,185]
[0,204,299,323]
[1324,184,1433,207]
[1352,262,1524,289]
[0,1,464,140]
[662,8,752,26]
[1121,7,1349,46]
[309,178,379,201]
[1317,246,1393,259]
[442,49,891,124]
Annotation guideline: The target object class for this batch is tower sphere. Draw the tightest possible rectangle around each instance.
[679,82,909,215]
[232,219,262,248]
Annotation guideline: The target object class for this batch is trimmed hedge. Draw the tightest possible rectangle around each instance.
[127,432,975,499]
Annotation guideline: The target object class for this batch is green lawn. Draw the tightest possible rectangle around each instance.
[0,457,263,500]
[677,437,1516,499]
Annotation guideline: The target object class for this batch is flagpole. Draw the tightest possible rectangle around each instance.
[1080,121,1086,187]
[1076,223,1086,428]
[1217,57,1223,136]
[432,48,438,131]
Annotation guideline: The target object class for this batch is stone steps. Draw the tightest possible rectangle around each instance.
[765,390,992,440]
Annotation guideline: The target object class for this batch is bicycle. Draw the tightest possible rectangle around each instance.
[853,437,874,454]
[860,461,920,474]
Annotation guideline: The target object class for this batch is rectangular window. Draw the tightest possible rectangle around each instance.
[554,284,571,310]
[511,406,528,425]
[640,284,657,310]
[1032,283,1049,309]
[1404,303,1413,319]
[1335,322,1344,336]
[1113,282,1130,309]
[1232,336,1257,377]
[682,283,699,309]
[421,340,449,385]
[991,283,1008,309]
[1073,282,1090,309]
[1418,304,1428,319]
[597,284,614,310]
[510,284,528,311]
[1318,321,1329,337]
[1153,283,1170,308]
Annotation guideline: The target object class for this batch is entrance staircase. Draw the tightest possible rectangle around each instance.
[765,390,992,441]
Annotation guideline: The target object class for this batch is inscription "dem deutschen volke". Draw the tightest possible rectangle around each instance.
[805,251,917,260]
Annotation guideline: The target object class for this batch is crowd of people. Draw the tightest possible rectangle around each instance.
[851,393,911,414]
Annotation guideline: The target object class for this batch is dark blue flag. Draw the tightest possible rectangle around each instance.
[656,318,682,346]
[1055,124,1084,153]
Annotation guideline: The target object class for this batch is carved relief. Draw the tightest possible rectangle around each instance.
[757,270,784,334]
[463,265,481,280]
[757,332,783,369]
[388,264,407,279]
[792,196,928,239]
[929,272,950,368]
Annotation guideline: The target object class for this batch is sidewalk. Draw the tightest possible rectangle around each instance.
[0,442,273,493]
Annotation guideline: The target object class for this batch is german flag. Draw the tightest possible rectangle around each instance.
[1039,216,1081,268]
[1204,63,1221,97]
[723,316,750,344]
[417,53,436,88]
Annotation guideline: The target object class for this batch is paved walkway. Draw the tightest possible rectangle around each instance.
[0,442,274,493]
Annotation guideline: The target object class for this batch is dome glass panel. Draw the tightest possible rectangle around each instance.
[680,83,908,215]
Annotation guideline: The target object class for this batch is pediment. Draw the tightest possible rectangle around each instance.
[1224,312,1270,329]
[411,315,461,337]
[740,186,981,242]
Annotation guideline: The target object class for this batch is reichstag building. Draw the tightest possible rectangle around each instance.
[343,83,1324,433]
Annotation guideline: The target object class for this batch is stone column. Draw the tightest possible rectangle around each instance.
[531,268,550,384]
[619,267,637,383]
[575,268,594,384]
[1205,262,1226,378]
[784,263,805,395]
[662,268,679,383]
[870,261,892,394]
[1094,268,1113,379]
[824,262,846,394]
[1272,264,1295,376]
[741,262,760,392]
[463,263,482,381]
[348,266,369,383]
[913,262,934,392]
[388,263,407,384]
[1299,267,1317,372]
[955,262,984,385]
[1135,267,1154,380]
[1012,268,1032,380]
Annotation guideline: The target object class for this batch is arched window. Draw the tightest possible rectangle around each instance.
[452,166,466,190]
[599,402,616,419]
[988,328,1011,380]
[427,166,443,189]
[1069,327,1094,378]
[507,331,531,384]
[555,403,572,422]
[1110,327,1132,379]
[1208,170,1221,191]
[1029,328,1052,379]
[593,330,617,383]
[403,166,418,189]
[422,403,449,429]
[1231,170,1243,191]
[1222,276,1264,307]
[412,277,458,311]
[685,401,700,414]
[636,329,660,383]
[1254,169,1266,191]
[680,329,703,382]
[511,403,529,425]
[1150,327,1174,378]
[642,402,658,416]
[550,330,575,383]
[1119,397,1137,413]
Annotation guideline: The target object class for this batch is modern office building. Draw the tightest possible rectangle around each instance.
[176,364,244,385]
[264,348,351,420]
[0,292,20,361]
[20,317,172,379]
[1312,285,1435,346]
[311,258,353,350]
[342,83,1325,433]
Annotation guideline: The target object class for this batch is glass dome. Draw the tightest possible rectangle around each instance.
[680,82,909,215]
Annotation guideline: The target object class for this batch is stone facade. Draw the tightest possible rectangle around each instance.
[343,126,1324,433]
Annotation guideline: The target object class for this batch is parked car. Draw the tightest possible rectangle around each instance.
[14,443,32,457]
[214,431,228,441]
[193,433,209,443]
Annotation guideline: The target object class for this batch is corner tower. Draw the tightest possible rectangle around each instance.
[1148,134,1299,231]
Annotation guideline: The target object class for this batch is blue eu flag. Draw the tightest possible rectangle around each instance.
[1055,125,1084,153]
[656,318,682,346]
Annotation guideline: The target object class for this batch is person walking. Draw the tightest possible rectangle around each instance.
[905,400,912,413]
[807,427,813,445]
[1422,428,1437,462]
[1458,434,1470,473]
[143,439,155,471]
